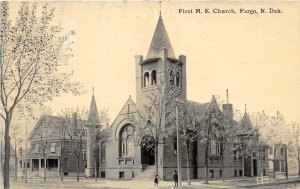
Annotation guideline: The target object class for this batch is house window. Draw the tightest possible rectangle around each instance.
[34,144,40,153]
[101,172,106,178]
[234,170,237,177]
[101,142,106,162]
[219,170,222,177]
[119,172,124,179]
[50,143,56,153]
[151,70,157,85]
[269,147,273,155]
[263,169,266,176]
[209,170,214,178]
[280,148,284,155]
[82,150,87,161]
[239,170,243,176]
[144,72,149,87]
[119,124,135,157]
[81,131,87,137]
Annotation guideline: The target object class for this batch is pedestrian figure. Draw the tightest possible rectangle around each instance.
[154,174,159,187]
[173,171,178,187]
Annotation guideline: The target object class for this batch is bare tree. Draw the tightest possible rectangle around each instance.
[197,99,224,184]
[0,2,83,188]
[128,65,181,176]
[48,116,68,183]
[10,123,24,180]
[290,122,300,175]
[63,109,87,182]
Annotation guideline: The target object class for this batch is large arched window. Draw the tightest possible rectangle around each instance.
[151,70,157,85]
[119,124,135,157]
[144,72,149,87]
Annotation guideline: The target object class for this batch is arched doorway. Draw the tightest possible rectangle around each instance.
[141,135,155,165]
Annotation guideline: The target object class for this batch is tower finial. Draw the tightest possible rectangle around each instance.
[226,89,229,104]
[159,1,162,20]
[245,104,247,113]
[92,86,94,96]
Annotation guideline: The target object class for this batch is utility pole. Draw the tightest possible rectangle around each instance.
[174,98,185,189]
[25,123,27,184]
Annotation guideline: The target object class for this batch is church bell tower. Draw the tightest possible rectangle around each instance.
[135,14,187,107]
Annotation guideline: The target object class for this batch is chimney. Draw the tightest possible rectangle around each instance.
[72,112,78,128]
[222,89,233,121]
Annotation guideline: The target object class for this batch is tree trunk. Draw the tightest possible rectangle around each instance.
[298,151,300,176]
[155,141,158,176]
[43,152,46,182]
[273,147,276,179]
[186,143,190,185]
[94,155,97,182]
[77,156,80,182]
[4,117,12,189]
[204,142,209,184]
[285,147,288,179]
[242,156,245,179]
[258,152,261,176]
[14,144,17,180]
[221,152,224,182]
[60,145,64,183]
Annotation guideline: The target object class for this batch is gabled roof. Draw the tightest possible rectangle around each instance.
[110,96,136,128]
[28,115,65,141]
[239,112,256,135]
[146,15,176,59]
[186,100,210,116]
[87,95,100,126]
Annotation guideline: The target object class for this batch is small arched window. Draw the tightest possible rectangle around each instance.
[144,72,150,87]
[176,72,180,87]
[151,70,157,85]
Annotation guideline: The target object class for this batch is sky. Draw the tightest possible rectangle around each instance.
[9,1,300,124]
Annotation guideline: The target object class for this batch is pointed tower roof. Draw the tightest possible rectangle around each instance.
[146,15,176,59]
[87,94,100,126]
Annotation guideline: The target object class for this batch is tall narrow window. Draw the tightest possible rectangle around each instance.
[127,135,134,156]
[50,143,56,153]
[151,70,157,85]
[101,142,106,162]
[173,137,177,156]
[176,72,180,87]
[144,72,149,87]
[82,150,87,161]
[210,140,216,155]
[170,71,174,85]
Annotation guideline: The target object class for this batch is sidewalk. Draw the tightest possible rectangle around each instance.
[8,175,300,189]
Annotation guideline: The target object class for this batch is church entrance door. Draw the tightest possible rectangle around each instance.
[141,135,155,165]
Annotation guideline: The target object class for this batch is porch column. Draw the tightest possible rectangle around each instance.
[30,159,33,172]
[39,158,41,172]
[58,158,60,172]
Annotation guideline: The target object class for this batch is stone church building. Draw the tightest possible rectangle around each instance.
[89,15,269,180]
[24,14,269,180]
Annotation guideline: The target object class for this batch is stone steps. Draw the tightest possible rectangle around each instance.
[134,166,156,180]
